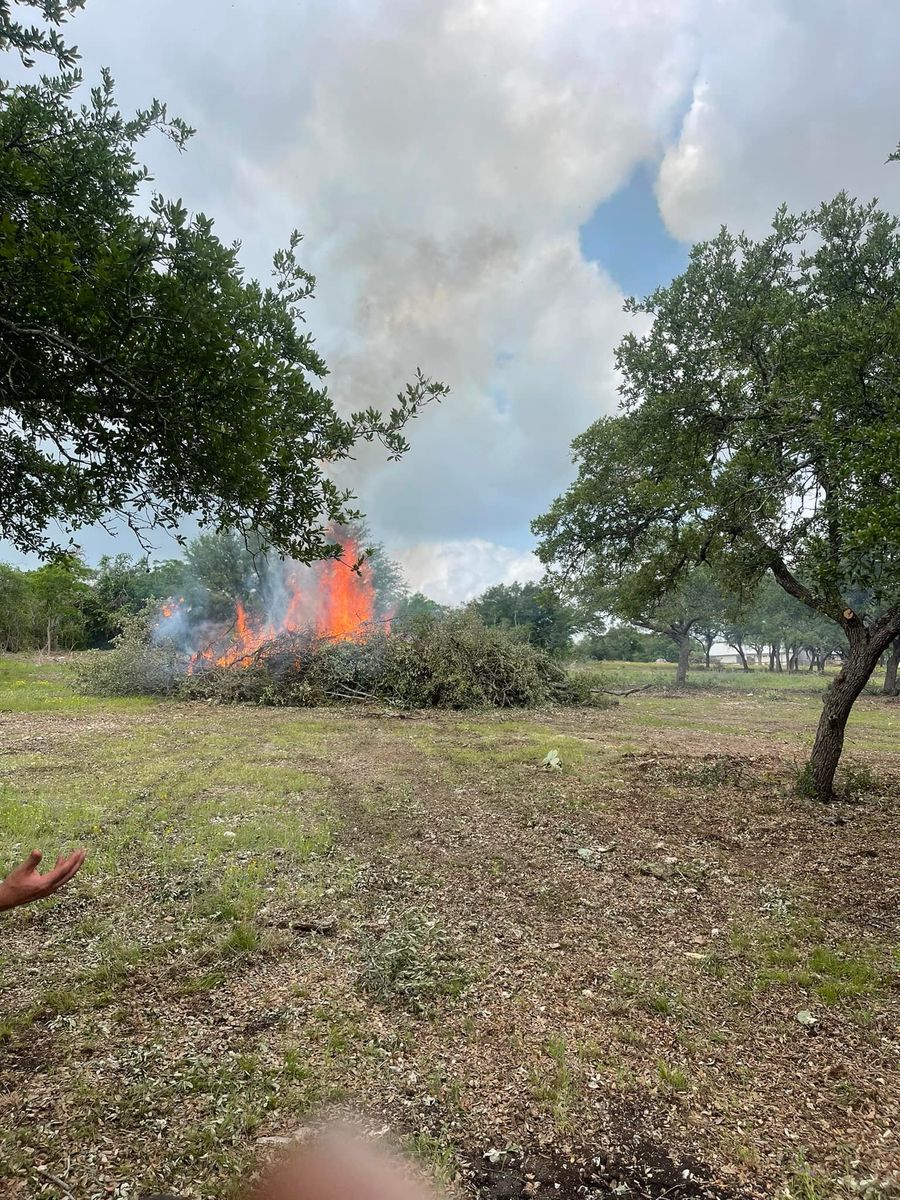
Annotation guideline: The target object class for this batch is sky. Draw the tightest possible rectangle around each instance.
[5,0,900,603]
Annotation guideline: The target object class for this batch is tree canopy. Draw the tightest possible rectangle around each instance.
[470,581,576,656]
[535,195,900,796]
[0,0,446,560]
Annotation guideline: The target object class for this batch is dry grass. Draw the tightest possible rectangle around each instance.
[0,655,898,1200]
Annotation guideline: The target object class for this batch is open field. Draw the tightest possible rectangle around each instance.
[0,656,898,1200]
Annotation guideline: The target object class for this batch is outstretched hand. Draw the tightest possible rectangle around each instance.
[0,848,87,911]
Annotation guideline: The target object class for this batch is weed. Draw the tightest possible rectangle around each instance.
[656,1060,690,1092]
[645,987,681,1016]
[220,921,262,958]
[837,762,879,802]
[407,1131,457,1186]
[359,911,469,1011]
[782,1157,831,1199]
[529,1035,577,1127]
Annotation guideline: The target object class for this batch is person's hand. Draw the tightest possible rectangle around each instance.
[0,848,87,912]
[249,1133,436,1200]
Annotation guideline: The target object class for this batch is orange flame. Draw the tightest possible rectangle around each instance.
[187,537,385,672]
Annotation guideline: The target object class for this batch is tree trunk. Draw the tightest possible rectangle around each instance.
[675,635,691,686]
[807,627,894,799]
[704,640,713,670]
[730,642,749,671]
[884,637,900,696]
[768,644,775,672]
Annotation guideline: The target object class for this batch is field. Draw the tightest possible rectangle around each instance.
[0,656,898,1200]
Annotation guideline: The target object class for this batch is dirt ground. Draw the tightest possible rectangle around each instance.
[0,659,898,1199]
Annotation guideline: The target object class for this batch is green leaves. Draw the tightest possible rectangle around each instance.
[535,195,900,635]
[1,7,447,560]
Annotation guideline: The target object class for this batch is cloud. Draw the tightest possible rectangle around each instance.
[392,538,542,605]
[656,0,900,242]
[11,0,900,585]
[62,0,695,558]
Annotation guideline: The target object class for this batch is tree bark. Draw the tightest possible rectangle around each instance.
[675,635,691,686]
[729,641,749,671]
[808,620,900,798]
[884,637,900,697]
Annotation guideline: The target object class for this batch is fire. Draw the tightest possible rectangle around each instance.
[184,536,384,672]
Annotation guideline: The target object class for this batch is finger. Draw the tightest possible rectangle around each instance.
[41,855,85,894]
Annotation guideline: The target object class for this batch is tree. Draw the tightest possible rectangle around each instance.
[28,553,93,650]
[392,592,446,629]
[629,568,724,685]
[883,637,900,697]
[534,196,900,798]
[581,625,678,663]
[0,1,446,561]
[183,530,263,620]
[88,553,186,644]
[470,581,575,656]
[0,563,37,650]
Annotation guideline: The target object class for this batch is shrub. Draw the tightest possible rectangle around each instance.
[73,610,182,696]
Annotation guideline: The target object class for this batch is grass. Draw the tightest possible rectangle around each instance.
[0,653,897,1200]
[578,657,848,695]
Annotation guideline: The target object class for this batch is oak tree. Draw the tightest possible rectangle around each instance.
[535,196,900,798]
[1,1,446,561]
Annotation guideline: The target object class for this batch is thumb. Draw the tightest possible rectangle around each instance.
[26,849,43,869]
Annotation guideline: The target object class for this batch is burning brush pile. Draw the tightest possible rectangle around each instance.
[78,537,599,711]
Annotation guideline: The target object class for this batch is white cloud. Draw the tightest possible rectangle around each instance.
[656,0,900,242]
[392,539,542,605]
[19,0,900,581]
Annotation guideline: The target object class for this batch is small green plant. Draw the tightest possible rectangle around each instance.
[645,987,680,1016]
[528,1035,577,1126]
[656,1059,689,1092]
[407,1131,457,1186]
[794,762,820,801]
[836,761,878,802]
[359,911,469,1011]
[220,921,262,958]
[783,1157,831,1199]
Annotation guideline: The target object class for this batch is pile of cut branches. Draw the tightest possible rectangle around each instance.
[77,611,610,710]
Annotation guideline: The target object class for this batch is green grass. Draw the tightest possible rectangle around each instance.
[726,920,890,1008]
[0,654,156,714]
[657,1059,690,1092]
[0,652,897,1199]
[529,1034,578,1127]
[577,658,843,694]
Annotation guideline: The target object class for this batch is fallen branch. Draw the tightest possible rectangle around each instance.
[34,1166,76,1198]
[591,683,654,698]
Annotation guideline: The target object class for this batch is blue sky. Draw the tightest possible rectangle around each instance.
[579,164,689,300]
